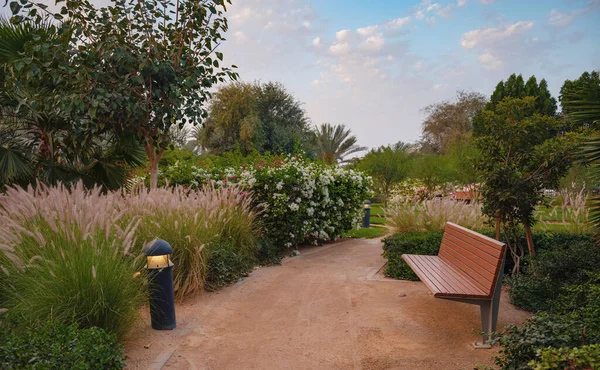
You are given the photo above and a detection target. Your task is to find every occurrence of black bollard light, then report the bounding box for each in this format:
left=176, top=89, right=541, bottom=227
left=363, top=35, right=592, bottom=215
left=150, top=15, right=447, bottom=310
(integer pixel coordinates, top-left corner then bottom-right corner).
left=362, top=200, right=371, bottom=228
left=143, top=239, right=176, bottom=330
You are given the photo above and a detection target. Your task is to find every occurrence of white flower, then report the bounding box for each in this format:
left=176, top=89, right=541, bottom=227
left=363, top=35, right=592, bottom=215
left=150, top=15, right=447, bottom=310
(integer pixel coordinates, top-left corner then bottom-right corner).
left=276, top=181, right=284, bottom=190
left=289, top=203, right=300, bottom=211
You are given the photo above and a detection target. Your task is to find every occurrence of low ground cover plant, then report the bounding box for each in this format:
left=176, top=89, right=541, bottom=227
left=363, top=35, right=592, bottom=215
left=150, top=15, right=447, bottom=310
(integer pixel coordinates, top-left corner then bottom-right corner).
left=0, top=321, right=126, bottom=369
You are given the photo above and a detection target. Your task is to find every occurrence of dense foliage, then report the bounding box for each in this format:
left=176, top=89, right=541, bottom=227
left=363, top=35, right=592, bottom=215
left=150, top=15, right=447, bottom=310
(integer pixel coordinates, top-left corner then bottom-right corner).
left=381, top=232, right=443, bottom=280
left=473, top=96, right=577, bottom=271
left=356, top=142, right=412, bottom=204
left=486, top=74, right=557, bottom=117
left=195, top=81, right=314, bottom=157
left=160, top=153, right=372, bottom=249
left=9, top=0, right=239, bottom=188
left=0, top=322, right=126, bottom=369
left=0, top=181, right=258, bottom=340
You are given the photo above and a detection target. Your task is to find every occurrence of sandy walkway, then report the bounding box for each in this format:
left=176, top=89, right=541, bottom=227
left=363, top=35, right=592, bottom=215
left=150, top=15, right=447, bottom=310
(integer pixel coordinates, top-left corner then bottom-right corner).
left=125, top=237, right=530, bottom=370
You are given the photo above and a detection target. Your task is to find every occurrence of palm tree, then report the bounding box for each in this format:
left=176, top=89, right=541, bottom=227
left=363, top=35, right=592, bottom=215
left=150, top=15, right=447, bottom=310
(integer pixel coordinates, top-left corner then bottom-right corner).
left=314, top=123, right=366, bottom=165
left=563, top=83, right=600, bottom=233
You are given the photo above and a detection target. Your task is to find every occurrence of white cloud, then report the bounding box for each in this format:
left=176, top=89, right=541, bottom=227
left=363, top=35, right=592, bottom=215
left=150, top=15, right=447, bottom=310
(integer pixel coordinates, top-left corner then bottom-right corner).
left=457, top=0, right=467, bottom=7
left=480, top=0, right=495, bottom=4
left=415, top=10, right=425, bottom=19
left=311, top=79, right=320, bottom=87
left=387, top=16, right=411, bottom=29
left=357, top=25, right=378, bottom=36
left=231, top=7, right=253, bottom=22
left=360, top=34, right=385, bottom=52
left=329, top=42, right=350, bottom=56
left=313, top=37, right=321, bottom=47
left=460, top=21, right=534, bottom=49
left=336, top=29, right=351, bottom=42
left=303, top=21, right=311, bottom=29
left=548, top=9, right=574, bottom=27
left=478, top=53, right=503, bottom=70
left=234, top=31, right=248, bottom=43
left=414, top=61, right=423, bottom=70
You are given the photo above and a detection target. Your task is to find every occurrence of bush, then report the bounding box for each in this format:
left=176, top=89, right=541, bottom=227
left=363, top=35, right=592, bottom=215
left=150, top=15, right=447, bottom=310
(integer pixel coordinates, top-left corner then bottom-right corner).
left=0, top=321, right=126, bottom=369
left=205, top=239, right=256, bottom=291
left=529, top=345, right=600, bottom=370
left=494, top=306, right=600, bottom=370
left=506, top=237, right=600, bottom=313
left=381, top=232, right=443, bottom=280
left=159, top=154, right=372, bottom=249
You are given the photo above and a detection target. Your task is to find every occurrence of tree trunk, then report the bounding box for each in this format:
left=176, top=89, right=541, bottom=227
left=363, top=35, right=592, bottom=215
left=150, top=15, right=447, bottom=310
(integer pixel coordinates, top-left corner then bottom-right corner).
left=495, top=214, right=501, bottom=241
left=145, top=142, right=165, bottom=189
left=523, top=221, right=535, bottom=258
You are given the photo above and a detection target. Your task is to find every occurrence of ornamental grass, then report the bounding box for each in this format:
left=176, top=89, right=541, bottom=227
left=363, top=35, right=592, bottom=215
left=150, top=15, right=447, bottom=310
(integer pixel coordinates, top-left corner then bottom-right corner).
left=386, top=197, right=489, bottom=234
left=0, top=181, right=258, bottom=337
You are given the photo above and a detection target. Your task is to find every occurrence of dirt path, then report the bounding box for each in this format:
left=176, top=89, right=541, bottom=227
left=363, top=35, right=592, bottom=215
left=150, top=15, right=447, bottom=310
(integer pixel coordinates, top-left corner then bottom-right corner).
left=125, top=237, right=530, bottom=370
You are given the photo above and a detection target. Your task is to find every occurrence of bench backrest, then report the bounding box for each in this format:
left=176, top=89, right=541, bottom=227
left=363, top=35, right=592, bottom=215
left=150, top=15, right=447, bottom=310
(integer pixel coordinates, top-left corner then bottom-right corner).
left=438, top=222, right=506, bottom=298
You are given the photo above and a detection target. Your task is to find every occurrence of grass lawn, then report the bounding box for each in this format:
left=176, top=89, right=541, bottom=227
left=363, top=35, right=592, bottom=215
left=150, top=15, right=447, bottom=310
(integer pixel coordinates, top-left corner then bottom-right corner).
left=370, top=203, right=385, bottom=218
left=370, top=216, right=387, bottom=225
left=347, top=226, right=388, bottom=239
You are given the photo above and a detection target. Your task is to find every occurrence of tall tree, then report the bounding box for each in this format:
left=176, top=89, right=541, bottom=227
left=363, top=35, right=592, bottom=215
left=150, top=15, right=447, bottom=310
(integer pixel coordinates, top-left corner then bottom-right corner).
left=487, top=74, right=557, bottom=116
left=11, top=0, right=239, bottom=188
left=473, top=97, right=576, bottom=272
left=420, top=90, right=487, bottom=154
left=314, top=123, right=365, bottom=164
left=196, top=81, right=314, bottom=156
left=357, top=142, right=412, bottom=205
left=560, top=71, right=600, bottom=120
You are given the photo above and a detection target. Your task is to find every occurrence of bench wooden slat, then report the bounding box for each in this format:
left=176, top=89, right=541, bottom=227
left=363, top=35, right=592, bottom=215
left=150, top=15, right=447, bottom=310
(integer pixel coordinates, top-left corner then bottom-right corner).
left=443, top=232, right=500, bottom=267
left=402, top=255, right=488, bottom=298
left=439, top=243, right=495, bottom=293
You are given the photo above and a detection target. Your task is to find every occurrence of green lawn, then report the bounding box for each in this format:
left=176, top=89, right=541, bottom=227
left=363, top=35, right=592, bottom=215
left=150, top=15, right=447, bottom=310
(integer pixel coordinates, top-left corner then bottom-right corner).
left=370, top=216, right=387, bottom=225
left=347, top=225, right=388, bottom=238
left=370, top=203, right=385, bottom=217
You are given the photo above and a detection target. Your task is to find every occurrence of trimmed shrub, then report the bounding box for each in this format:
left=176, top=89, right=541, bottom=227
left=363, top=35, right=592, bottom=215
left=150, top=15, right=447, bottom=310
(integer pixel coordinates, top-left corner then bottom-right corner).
left=0, top=321, right=126, bottom=369
left=506, top=238, right=600, bottom=313
left=381, top=232, right=443, bottom=280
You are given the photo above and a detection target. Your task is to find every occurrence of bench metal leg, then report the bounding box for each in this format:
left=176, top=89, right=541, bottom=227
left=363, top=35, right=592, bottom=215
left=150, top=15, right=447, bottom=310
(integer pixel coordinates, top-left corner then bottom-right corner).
left=474, top=258, right=505, bottom=349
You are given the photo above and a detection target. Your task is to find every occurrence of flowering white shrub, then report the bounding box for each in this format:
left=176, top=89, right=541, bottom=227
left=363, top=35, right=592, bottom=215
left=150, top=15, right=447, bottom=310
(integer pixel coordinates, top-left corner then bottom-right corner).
left=161, top=155, right=372, bottom=248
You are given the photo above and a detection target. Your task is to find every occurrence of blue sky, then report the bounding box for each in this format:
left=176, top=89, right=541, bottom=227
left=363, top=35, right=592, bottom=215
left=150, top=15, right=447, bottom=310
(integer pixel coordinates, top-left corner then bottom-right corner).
left=5, top=0, right=599, bottom=149
left=218, top=0, right=600, bottom=149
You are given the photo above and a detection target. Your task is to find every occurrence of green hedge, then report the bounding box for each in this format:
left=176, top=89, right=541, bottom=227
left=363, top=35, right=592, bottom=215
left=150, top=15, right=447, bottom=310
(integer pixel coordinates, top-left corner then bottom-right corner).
left=381, top=232, right=443, bottom=280
left=0, top=322, right=125, bottom=369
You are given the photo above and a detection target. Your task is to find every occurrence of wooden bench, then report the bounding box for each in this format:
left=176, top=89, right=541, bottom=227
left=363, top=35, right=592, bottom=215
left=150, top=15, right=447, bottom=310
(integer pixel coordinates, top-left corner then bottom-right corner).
left=402, top=222, right=506, bottom=348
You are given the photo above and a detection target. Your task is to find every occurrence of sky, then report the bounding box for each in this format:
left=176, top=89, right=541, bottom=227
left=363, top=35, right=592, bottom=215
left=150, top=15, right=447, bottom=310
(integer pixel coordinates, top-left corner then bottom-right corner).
left=215, top=0, right=600, bottom=149
left=4, top=0, right=600, bottom=150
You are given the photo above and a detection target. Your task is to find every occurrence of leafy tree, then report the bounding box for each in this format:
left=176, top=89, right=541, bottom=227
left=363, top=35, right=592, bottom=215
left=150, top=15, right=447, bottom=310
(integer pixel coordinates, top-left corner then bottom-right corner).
left=357, top=142, right=412, bottom=205
left=0, top=18, right=144, bottom=189
left=314, top=123, right=365, bottom=164
left=196, top=81, right=314, bottom=156
left=419, top=90, right=487, bottom=155
left=560, top=71, right=600, bottom=121
left=10, top=0, right=239, bottom=188
left=473, top=97, right=576, bottom=272
left=486, top=74, right=557, bottom=117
